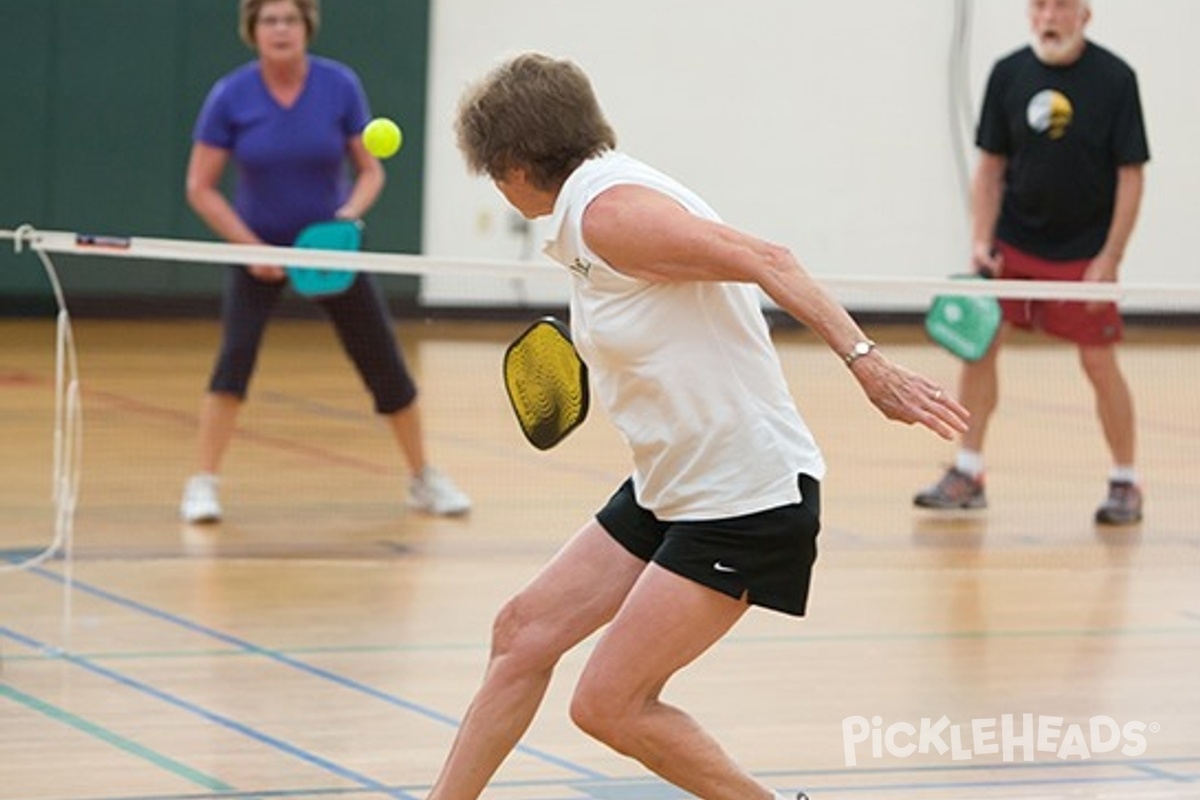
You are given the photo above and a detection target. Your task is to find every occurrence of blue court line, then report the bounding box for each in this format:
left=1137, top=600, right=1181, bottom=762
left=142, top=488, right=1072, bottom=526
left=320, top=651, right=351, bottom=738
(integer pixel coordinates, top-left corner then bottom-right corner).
left=0, top=547, right=50, bottom=560
left=0, top=683, right=236, bottom=793
left=72, top=790, right=374, bottom=800
left=62, top=777, right=623, bottom=800
left=0, top=625, right=417, bottom=800
left=0, top=641, right=485, bottom=664
left=786, top=774, right=1181, bottom=796
left=4, top=620, right=1199, bottom=675
left=27, top=564, right=608, bottom=781
left=754, top=754, right=1200, bottom=781
left=42, top=788, right=417, bottom=800
left=4, top=619, right=1197, bottom=666
left=16, top=566, right=1196, bottom=798
left=717, top=753, right=1200, bottom=797
left=61, top=756, right=1200, bottom=800
left=1129, top=760, right=1197, bottom=783
left=579, top=756, right=1200, bottom=797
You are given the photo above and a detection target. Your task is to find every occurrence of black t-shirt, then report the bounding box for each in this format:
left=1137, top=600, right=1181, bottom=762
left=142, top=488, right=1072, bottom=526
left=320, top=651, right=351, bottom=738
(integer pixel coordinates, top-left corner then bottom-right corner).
left=976, top=42, right=1150, bottom=260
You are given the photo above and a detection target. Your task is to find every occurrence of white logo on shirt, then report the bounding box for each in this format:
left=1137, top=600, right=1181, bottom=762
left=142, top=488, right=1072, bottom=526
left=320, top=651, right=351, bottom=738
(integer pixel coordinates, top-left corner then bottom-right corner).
left=713, top=562, right=738, bottom=573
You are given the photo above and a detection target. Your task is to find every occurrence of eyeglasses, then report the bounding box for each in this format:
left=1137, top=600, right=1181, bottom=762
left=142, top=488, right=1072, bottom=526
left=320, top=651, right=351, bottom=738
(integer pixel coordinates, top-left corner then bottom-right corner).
left=257, top=14, right=304, bottom=28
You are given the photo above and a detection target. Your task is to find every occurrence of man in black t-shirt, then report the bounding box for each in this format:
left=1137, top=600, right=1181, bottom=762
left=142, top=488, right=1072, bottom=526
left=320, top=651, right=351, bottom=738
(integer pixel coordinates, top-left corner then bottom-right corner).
left=915, top=0, right=1150, bottom=525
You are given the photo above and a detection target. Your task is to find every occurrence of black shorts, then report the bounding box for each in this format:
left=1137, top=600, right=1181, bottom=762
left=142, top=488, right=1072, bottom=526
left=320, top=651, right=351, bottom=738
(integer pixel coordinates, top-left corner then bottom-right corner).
left=595, top=474, right=821, bottom=616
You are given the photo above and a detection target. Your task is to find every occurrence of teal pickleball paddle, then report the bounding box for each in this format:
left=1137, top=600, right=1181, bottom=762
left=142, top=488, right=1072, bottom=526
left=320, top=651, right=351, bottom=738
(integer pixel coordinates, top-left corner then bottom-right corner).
left=286, top=220, right=362, bottom=298
left=924, top=275, right=1002, bottom=362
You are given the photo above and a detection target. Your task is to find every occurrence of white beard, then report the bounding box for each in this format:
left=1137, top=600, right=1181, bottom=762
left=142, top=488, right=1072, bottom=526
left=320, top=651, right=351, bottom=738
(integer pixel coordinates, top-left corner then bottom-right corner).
left=1031, top=31, right=1086, bottom=65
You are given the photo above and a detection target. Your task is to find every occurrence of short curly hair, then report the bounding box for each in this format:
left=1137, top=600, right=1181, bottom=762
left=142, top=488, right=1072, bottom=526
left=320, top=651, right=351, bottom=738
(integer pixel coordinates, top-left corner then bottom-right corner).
left=455, top=53, right=616, bottom=191
left=239, top=0, right=319, bottom=48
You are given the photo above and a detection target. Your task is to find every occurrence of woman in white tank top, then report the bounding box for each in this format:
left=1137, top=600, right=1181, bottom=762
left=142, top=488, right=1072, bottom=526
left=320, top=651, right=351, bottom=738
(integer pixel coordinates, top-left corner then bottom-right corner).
left=427, top=52, right=969, bottom=800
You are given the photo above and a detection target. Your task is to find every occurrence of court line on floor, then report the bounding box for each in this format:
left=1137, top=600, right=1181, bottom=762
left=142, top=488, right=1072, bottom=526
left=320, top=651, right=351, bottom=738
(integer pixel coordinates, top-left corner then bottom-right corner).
left=44, top=755, right=1200, bottom=800
left=4, top=619, right=1197, bottom=669
left=0, top=625, right=417, bottom=800
left=12, top=563, right=1197, bottom=798
left=0, top=682, right=236, bottom=793
left=26, top=564, right=609, bottom=782
left=752, top=755, right=1200, bottom=790
left=257, top=390, right=621, bottom=482
left=81, top=381, right=617, bottom=484
left=85, top=387, right=393, bottom=476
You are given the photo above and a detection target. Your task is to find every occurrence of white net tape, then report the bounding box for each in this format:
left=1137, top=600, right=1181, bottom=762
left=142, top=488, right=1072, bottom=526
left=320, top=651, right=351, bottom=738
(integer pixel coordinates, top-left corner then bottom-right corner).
left=3, top=225, right=1199, bottom=309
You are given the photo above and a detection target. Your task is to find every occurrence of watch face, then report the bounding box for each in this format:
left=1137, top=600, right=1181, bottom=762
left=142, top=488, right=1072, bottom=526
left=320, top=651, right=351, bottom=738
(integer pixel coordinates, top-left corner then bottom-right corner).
left=845, top=340, right=875, bottom=365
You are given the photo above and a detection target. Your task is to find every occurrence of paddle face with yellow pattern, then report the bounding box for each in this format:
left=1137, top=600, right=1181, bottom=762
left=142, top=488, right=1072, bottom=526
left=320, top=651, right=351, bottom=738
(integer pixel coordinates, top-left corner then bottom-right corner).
left=503, top=317, right=589, bottom=450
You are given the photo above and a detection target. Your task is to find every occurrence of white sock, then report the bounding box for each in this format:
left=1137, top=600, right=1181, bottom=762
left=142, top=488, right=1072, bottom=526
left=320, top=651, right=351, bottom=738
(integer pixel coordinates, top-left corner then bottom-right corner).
left=954, top=449, right=985, bottom=478
left=1110, top=465, right=1138, bottom=484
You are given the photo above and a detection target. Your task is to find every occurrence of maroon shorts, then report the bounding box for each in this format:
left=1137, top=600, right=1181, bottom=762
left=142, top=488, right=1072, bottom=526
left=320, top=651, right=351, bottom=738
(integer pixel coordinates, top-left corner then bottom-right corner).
left=994, top=241, right=1123, bottom=346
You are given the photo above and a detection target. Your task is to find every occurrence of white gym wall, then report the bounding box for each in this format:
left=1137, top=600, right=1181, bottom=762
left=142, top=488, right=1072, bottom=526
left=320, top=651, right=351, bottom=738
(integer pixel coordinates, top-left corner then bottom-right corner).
left=421, top=1, right=1198, bottom=309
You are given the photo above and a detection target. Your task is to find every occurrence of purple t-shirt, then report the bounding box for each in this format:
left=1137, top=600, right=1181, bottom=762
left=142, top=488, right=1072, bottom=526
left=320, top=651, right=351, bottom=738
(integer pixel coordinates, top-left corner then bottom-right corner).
left=193, top=56, right=370, bottom=245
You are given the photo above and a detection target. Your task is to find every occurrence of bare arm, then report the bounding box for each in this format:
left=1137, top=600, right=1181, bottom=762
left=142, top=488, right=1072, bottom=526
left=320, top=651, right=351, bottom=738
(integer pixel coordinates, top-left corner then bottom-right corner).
left=185, top=142, right=284, bottom=282
left=185, top=135, right=387, bottom=279
left=581, top=185, right=969, bottom=439
left=185, top=143, right=261, bottom=246
left=335, top=135, right=386, bottom=220
left=970, top=150, right=1007, bottom=276
left=1087, top=164, right=1145, bottom=283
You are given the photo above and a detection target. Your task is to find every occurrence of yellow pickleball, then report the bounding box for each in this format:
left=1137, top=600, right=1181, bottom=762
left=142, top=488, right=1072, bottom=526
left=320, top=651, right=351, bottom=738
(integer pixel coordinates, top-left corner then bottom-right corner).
left=362, top=118, right=403, bottom=159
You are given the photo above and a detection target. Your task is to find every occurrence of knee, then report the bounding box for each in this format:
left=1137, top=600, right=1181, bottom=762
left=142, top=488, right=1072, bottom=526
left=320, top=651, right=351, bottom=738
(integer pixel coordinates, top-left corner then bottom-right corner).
left=569, top=675, right=633, bottom=753
left=377, top=382, right=418, bottom=415
left=210, top=349, right=257, bottom=396
left=487, top=596, right=562, bottom=679
left=1078, top=346, right=1121, bottom=385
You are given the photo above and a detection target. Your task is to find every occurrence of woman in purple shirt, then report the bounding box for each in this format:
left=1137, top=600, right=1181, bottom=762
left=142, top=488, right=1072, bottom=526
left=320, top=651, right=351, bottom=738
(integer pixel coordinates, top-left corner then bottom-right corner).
left=180, top=0, right=469, bottom=523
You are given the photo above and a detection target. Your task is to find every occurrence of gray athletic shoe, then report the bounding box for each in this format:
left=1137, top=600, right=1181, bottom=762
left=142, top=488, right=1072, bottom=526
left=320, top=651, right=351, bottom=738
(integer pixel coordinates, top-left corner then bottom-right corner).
left=1095, top=480, right=1143, bottom=525
left=913, top=467, right=987, bottom=510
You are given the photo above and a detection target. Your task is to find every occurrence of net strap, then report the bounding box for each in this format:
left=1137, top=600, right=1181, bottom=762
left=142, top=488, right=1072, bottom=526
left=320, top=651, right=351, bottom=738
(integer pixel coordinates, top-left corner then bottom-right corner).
left=3, top=225, right=82, bottom=651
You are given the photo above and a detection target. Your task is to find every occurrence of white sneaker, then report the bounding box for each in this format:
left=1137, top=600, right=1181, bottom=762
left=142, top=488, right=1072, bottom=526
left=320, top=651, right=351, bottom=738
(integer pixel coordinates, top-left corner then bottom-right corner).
left=408, top=466, right=471, bottom=516
left=181, top=474, right=222, bottom=524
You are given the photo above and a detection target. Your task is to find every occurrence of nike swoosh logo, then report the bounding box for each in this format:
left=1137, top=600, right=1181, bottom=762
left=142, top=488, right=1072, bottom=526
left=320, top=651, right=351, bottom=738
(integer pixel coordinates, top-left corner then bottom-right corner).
left=713, top=562, right=737, bottom=573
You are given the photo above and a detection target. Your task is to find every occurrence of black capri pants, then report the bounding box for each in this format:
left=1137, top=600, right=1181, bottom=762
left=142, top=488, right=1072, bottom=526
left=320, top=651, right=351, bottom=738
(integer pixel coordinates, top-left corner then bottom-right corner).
left=208, top=266, right=418, bottom=413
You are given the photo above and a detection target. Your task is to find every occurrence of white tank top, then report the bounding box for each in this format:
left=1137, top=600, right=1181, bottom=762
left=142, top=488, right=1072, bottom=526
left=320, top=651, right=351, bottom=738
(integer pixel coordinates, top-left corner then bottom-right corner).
left=544, top=151, right=825, bottom=520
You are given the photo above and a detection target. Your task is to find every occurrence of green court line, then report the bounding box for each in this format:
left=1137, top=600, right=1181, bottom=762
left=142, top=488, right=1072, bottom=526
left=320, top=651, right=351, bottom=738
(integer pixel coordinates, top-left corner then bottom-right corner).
left=3, top=622, right=1198, bottom=664
left=0, top=641, right=483, bottom=663
left=0, top=684, right=236, bottom=792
